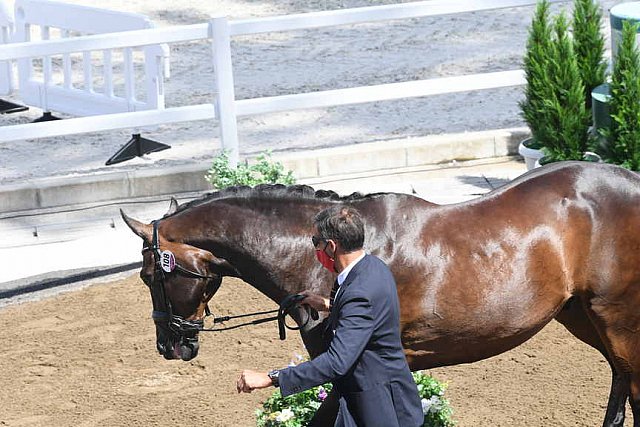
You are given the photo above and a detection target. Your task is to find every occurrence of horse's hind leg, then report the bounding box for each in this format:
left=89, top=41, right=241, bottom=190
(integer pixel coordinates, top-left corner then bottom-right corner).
left=626, top=364, right=640, bottom=427
left=582, top=292, right=640, bottom=426
left=555, top=296, right=627, bottom=427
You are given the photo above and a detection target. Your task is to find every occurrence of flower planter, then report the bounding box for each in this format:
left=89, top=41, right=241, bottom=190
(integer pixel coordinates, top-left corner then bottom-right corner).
left=518, top=137, right=545, bottom=170
left=534, top=156, right=550, bottom=168
left=534, top=152, right=603, bottom=168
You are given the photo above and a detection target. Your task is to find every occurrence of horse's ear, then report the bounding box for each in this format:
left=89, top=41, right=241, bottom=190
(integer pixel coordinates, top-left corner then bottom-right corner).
left=120, top=209, right=152, bottom=242
left=167, top=197, right=179, bottom=215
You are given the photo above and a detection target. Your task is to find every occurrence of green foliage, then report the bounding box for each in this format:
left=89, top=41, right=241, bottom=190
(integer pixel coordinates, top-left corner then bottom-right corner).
left=205, top=150, right=296, bottom=189
left=413, top=371, right=455, bottom=427
left=572, top=0, right=607, bottom=110
left=255, top=371, right=454, bottom=427
left=520, top=1, right=600, bottom=162
left=520, top=0, right=554, bottom=145
left=542, top=12, right=590, bottom=161
left=256, top=384, right=332, bottom=427
left=600, top=21, right=640, bottom=170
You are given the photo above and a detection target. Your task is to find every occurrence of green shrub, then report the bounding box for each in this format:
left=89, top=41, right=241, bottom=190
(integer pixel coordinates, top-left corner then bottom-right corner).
left=205, top=150, right=296, bottom=189
left=413, top=371, right=455, bottom=427
left=542, top=12, right=590, bottom=161
left=520, top=0, right=604, bottom=163
left=520, top=0, right=554, bottom=146
left=572, top=0, right=607, bottom=111
left=256, top=383, right=332, bottom=427
left=255, top=371, right=454, bottom=427
left=601, top=21, right=640, bottom=170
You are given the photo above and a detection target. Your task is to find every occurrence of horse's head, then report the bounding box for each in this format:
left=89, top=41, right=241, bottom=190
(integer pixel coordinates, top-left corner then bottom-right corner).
left=120, top=205, right=237, bottom=361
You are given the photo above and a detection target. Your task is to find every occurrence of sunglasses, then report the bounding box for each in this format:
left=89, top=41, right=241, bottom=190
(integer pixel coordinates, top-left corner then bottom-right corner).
left=311, top=235, right=326, bottom=247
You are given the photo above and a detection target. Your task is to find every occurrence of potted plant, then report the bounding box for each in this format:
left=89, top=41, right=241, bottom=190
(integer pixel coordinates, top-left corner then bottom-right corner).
left=519, top=0, right=553, bottom=169
left=598, top=21, right=640, bottom=170
left=573, top=0, right=607, bottom=163
left=573, top=0, right=607, bottom=112
left=519, top=0, right=606, bottom=168
left=536, top=12, right=591, bottom=164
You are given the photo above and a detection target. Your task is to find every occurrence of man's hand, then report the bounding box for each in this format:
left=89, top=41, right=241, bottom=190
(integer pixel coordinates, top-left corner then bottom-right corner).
left=299, top=290, right=330, bottom=312
left=237, top=370, right=272, bottom=393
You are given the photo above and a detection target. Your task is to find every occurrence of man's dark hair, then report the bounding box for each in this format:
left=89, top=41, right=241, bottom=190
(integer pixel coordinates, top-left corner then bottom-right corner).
left=313, top=205, right=365, bottom=252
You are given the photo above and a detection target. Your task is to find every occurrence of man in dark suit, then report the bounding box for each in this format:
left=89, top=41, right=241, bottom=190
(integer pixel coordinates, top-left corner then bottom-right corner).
left=237, top=205, right=423, bottom=427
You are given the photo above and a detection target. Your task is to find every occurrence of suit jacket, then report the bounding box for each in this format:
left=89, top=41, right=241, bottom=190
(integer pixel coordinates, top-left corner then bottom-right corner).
left=279, top=254, right=423, bottom=427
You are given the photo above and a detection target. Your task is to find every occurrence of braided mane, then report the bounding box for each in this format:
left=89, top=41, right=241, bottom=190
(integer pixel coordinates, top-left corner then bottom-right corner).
left=170, top=184, right=390, bottom=216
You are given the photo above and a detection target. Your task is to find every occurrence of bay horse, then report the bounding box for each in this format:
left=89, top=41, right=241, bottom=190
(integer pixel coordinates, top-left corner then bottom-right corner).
left=121, top=161, right=640, bottom=427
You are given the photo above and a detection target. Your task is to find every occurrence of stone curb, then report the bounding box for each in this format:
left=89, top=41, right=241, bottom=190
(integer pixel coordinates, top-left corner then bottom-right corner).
left=280, top=127, right=528, bottom=179
left=0, top=127, right=529, bottom=213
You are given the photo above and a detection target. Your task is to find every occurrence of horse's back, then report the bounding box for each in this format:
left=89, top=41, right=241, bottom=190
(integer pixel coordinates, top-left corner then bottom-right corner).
left=475, top=162, right=640, bottom=288
left=495, top=161, right=640, bottom=202
left=393, top=162, right=640, bottom=368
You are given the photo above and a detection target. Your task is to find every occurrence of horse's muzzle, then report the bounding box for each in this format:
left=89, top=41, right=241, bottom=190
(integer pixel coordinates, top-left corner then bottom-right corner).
left=177, top=337, right=200, bottom=361
left=156, top=330, right=200, bottom=361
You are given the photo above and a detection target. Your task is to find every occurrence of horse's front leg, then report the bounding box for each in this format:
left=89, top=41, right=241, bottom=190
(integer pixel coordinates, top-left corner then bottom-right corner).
left=631, top=395, right=640, bottom=427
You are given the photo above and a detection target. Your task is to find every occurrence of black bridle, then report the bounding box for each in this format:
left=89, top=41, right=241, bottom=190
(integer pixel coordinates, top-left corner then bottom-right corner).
left=144, top=221, right=314, bottom=347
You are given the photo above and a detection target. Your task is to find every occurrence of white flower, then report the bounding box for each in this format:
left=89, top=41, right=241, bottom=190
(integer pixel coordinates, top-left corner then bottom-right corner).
left=428, top=396, right=442, bottom=413
left=421, top=396, right=442, bottom=414
left=276, top=408, right=295, bottom=422
left=421, top=398, right=431, bottom=415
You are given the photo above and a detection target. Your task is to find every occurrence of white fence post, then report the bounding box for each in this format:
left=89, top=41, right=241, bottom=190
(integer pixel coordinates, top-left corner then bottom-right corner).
left=210, top=16, right=239, bottom=168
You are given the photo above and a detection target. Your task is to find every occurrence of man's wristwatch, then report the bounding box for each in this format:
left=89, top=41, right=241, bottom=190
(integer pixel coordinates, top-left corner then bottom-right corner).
left=267, top=369, right=280, bottom=387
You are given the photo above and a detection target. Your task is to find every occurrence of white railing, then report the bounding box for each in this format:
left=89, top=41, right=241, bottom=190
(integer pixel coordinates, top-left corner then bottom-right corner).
left=0, top=0, right=14, bottom=95
left=0, top=0, right=559, bottom=166
left=13, top=0, right=169, bottom=116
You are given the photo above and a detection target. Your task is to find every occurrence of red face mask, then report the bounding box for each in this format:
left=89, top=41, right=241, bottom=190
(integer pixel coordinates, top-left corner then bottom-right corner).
left=316, top=247, right=335, bottom=272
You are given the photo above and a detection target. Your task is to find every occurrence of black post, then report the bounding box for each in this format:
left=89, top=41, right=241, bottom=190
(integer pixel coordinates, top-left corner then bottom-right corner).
left=32, top=112, right=61, bottom=122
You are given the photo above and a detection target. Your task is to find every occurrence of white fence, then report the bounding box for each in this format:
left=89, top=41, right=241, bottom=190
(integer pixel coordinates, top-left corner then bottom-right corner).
left=0, top=0, right=558, bottom=166
left=0, top=0, right=13, bottom=95
left=12, top=0, right=169, bottom=116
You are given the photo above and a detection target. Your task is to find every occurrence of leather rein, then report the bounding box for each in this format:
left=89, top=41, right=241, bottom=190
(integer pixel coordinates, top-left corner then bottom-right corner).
left=144, top=220, right=312, bottom=340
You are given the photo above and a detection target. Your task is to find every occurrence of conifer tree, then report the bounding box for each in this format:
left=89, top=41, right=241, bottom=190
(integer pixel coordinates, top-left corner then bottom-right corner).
left=604, top=21, right=640, bottom=170
left=544, top=13, right=589, bottom=161
left=520, top=0, right=553, bottom=147
left=572, top=0, right=607, bottom=111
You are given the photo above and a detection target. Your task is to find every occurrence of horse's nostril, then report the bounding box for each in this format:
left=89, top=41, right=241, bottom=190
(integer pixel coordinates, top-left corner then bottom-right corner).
left=180, top=342, right=199, bottom=361
left=180, top=345, right=193, bottom=361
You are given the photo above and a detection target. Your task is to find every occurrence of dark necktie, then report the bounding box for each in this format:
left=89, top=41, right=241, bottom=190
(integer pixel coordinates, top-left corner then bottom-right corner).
left=329, top=280, right=339, bottom=312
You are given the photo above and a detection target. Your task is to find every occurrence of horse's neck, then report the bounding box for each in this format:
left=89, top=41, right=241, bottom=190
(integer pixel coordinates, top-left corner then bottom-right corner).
left=170, top=203, right=311, bottom=303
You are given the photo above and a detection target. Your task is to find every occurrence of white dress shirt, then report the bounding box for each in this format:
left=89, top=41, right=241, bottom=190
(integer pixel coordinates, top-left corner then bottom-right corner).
left=335, top=251, right=366, bottom=299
